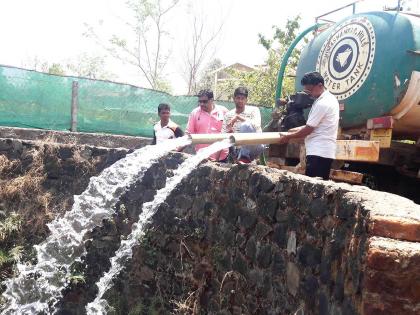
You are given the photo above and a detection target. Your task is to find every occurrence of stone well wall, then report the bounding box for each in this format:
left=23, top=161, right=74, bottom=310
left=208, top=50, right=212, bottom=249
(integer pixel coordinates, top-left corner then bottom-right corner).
left=0, top=138, right=419, bottom=315
left=59, top=154, right=420, bottom=314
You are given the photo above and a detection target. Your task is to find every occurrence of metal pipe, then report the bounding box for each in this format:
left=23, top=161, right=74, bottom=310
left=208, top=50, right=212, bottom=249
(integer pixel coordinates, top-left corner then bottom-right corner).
left=188, top=133, right=231, bottom=144
left=189, top=132, right=288, bottom=145
left=315, top=0, right=363, bottom=21
left=229, top=132, right=286, bottom=145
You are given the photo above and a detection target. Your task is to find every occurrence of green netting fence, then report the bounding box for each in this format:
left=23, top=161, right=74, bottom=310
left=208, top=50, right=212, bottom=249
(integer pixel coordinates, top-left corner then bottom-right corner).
left=0, top=65, right=273, bottom=138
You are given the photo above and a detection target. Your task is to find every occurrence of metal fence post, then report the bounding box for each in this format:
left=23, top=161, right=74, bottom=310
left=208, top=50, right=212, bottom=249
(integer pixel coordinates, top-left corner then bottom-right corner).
left=71, top=81, right=79, bottom=132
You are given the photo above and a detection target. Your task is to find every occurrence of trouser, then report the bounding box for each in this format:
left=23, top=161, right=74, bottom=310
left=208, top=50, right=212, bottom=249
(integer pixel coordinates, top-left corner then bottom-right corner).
left=232, top=122, right=264, bottom=161
left=305, top=155, right=333, bottom=180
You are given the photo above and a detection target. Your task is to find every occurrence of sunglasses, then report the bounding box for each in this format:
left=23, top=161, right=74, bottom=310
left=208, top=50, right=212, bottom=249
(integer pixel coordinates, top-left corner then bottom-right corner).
left=198, top=99, right=209, bottom=104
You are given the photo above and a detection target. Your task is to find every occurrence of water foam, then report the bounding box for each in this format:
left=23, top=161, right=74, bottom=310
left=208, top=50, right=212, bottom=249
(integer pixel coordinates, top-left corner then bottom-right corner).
left=86, top=139, right=233, bottom=314
left=1, top=137, right=191, bottom=315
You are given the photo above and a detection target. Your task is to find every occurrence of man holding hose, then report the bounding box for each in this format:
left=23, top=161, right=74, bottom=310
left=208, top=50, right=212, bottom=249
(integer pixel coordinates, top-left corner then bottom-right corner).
left=278, top=72, right=339, bottom=180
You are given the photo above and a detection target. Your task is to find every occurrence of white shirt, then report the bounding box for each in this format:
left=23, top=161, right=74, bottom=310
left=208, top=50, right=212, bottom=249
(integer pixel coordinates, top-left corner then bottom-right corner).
left=305, top=90, right=339, bottom=159
left=222, top=105, right=262, bottom=133
left=153, top=119, right=179, bottom=144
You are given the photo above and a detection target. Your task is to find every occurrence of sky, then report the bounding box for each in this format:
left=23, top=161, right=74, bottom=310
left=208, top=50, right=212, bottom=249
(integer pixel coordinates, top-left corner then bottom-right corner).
left=0, top=0, right=419, bottom=94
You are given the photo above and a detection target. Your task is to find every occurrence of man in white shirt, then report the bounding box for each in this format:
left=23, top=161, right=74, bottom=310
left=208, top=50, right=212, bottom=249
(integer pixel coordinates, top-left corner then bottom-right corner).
left=222, top=87, right=263, bottom=164
left=152, top=103, right=184, bottom=145
left=278, top=72, right=339, bottom=180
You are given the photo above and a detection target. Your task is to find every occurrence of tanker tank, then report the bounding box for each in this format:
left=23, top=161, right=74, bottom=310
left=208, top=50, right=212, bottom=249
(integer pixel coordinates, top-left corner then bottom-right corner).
left=295, top=11, right=420, bottom=139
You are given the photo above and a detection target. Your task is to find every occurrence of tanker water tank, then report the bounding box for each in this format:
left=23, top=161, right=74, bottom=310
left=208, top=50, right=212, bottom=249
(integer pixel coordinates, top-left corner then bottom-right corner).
left=295, top=11, right=420, bottom=138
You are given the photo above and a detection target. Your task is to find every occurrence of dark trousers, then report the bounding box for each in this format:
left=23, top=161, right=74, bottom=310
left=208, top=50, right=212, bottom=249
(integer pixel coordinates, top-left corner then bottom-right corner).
left=305, top=155, right=333, bottom=180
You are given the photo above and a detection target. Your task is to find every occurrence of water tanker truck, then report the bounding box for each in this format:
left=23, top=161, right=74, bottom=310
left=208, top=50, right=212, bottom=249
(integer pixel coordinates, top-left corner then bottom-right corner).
left=266, top=4, right=420, bottom=194
left=190, top=3, right=420, bottom=201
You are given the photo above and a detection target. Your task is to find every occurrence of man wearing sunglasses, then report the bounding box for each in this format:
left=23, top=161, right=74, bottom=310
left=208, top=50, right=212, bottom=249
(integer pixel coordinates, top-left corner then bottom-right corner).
left=186, top=89, right=228, bottom=161
left=278, top=72, right=339, bottom=180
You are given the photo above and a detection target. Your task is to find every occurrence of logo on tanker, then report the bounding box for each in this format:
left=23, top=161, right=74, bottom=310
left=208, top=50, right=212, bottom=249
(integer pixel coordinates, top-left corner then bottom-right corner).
left=316, top=17, right=376, bottom=100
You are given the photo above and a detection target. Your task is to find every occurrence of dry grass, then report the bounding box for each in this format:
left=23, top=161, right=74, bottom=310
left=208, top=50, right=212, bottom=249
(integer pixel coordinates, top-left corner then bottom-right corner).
left=0, top=155, right=20, bottom=178
left=0, top=149, right=54, bottom=234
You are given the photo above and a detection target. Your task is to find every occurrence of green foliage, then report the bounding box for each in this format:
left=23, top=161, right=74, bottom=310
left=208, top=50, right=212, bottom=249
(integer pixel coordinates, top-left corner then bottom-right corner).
left=197, top=58, right=223, bottom=92
left=0, top=250, right=9, bottom=267
left=47, top=63, right=66, bottom=76
left=66, top=53, right=114, bottom=80
left=219, top=16, right=304, bottom=106
left=68, top=274, right=86, bottom=285
left=0, top=246, right=24, bottom=267
left=0, top=212, right=22, bottom=242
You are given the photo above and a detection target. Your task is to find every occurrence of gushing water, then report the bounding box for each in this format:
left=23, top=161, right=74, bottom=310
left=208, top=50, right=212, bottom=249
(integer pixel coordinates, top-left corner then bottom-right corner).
left=86, top=139, right=233, bottom=314
left=1, top=136, right=191, bottom=315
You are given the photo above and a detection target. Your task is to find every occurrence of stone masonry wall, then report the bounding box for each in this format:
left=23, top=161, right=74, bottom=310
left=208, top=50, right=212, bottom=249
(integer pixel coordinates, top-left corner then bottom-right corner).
left=0, top=138, right=419, bottom=314
left=63, top=157, right=419, bottom=314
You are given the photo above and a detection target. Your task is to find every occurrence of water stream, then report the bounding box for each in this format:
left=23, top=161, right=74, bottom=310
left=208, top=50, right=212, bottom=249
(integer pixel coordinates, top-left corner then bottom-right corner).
left=86, top=139, right=233, bottom=314
left=1, top=136, right=191, bottom=315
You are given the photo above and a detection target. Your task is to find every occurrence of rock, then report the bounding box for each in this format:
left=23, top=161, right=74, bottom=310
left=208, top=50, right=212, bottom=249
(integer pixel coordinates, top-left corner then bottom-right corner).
left=318, top=291, right=329, bottom=315
left=271, top=251, right=285, bottom=275
left=236, top=233, right=247, bottom=249
left=287, top=231, right=297, bottom=255
left=246, top=198, right=257, bottom=210
left=286, top=262, right=300, bottom=296
left=58, top=147, right=73, bottom=160
left=309, top=198, right=330, bottom=218
left=273, top=223, right=287, bottom=248
left=257, top=244, right=272, bottom=269
left=302, top=275, right=319, bottom=305
left=221, top=201, right=240, bottom=224
left=229, top=187, right=245, bottom=203
left=238, top=209, right=257, bottom=230
left=255, top=221, right=273, bottom=240
left=232, top=252, right=249, bottom=276
left=298, top=243, right=321, bottom=267
left=139, top=266, right=154, bottom=281
left=257, top=194, right=278, bottom=222
left=221, top=229, right=235, bottom=247
left=248, top=269, right=263, bottom=288
left=274, top=182, right=285, bottom=193
left=275, top=209, right=288, bottom=222
left=334, top=272, right=345, bottom=302
left=238, top=169, right=250, bottom=180
left=259, top=176, right=275, bottom=193
left=245, top=237, right=257, bottom=262
left=320, top=254, right=332, bottom=285
left=336, top=201, right=357, bottom=219
left=0, top=139, right=12, bottom=151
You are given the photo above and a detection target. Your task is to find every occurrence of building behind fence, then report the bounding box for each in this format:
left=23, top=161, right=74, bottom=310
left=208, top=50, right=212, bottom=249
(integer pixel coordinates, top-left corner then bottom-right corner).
left=0, top=65, right=273, bottom=138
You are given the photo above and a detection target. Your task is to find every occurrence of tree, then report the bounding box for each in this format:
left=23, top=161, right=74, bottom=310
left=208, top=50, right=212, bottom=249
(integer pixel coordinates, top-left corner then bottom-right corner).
left=197, top=58, right=223, bottom=92
left=22, top=54, right=114, bottom=80
left=47, top=63, right=66, bottom=75
left=66, top=53, right=114, bottom=80
left=218, top=16, right=304, bottom=106
left=22, top=57, right=58, bottom=74
left=182, top=2, right=224, bottom=95
left=85, top=0, right=179, bottom=92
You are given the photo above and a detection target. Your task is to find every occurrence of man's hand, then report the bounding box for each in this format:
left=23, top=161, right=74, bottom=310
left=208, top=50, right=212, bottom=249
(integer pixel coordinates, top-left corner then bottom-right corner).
left=278, top=133, right=290, bottom=144
left=228, top=115, right=245, bottom=126
left=287, top=126, right=304, bottom=133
